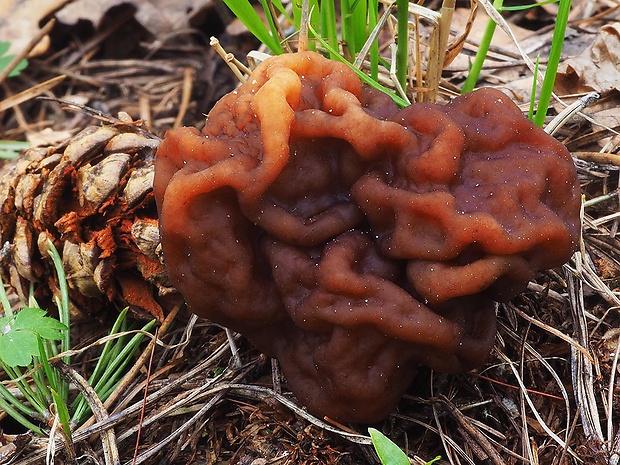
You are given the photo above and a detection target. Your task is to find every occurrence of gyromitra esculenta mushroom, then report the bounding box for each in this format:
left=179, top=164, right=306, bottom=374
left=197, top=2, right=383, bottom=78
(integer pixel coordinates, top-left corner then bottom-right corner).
left=154, top=52, right=580, bottom=423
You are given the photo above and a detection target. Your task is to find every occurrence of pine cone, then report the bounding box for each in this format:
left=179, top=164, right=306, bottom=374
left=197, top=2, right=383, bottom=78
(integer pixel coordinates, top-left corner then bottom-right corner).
left=0, top=122, right=179, bottom=321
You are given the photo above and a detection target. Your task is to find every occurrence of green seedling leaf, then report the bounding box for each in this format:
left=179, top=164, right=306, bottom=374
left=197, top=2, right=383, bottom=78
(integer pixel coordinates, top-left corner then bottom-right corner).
left=0, top=308, right=67, bottom=367
left=13, top=307, right=68, bottom=339
left=0, top=40, right=28, bottom=77
left=369, top=428, right=410, bottom=465
left=51, top=388, right=73, bottom=439
left=0, top=330, right=38, bottom=367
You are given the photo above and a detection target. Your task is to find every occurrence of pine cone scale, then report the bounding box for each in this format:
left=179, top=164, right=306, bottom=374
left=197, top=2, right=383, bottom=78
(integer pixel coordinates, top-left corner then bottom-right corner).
left=0, top=123, right=176, bottom=321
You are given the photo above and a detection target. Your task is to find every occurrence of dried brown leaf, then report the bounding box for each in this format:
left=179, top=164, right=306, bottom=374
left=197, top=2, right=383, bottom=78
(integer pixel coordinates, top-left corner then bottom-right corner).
left=557, top=22, right=620, bottom=95
left=0, top=431, right=32, bottom=464
left=55, top=0, right=214, bottom=36
left=0, top=0, right=69, bottom=56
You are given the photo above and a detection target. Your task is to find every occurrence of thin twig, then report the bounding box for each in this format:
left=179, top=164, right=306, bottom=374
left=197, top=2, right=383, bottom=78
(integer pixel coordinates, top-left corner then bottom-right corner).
left=52, top=361, right=121, bottom=465
left=0, top=75, right=66, bottom=113
left=298, top=0, right=310, bottom=53
left=131, top=327, right=160, bottom=465
left=608, top=334, right=620, bottom=445
left=496, top=351, right=580, bottom=460
left=545, top=92, right=600, bottom=135
left=173, top=67, right=194, bottom=128
left=438, top=394, right=506, bottom=465
left=209, top=37, right=247, bottom=83
left=509, top=303, right=594, bottom=363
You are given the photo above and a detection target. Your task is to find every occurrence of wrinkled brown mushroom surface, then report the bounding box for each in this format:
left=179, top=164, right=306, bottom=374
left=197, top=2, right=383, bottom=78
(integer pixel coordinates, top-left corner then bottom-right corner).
left=154, top=51, right=580, bottom=423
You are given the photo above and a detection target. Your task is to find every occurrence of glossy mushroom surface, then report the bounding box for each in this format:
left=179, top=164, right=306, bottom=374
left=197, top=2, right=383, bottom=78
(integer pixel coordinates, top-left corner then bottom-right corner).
left=154, top=52, right=580, bottom=423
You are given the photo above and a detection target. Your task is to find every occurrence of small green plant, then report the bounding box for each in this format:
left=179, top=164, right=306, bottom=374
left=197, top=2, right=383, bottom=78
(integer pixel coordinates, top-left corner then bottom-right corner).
left=0, top=307, right=67, bottom=368
left=0, top=140, right=29, bottom=159
left=0, top=241, right=71, bottom=435
left=533, top=0, right=571, bottom=127
left=0, top=239, right=156, bottom=436
left=460, top=0, right=571, bottom=127
left=71, top=307, right=156, bottom=425
left=369, top=428, right=441, bottom=465
left=221, top=0, right=412, bottom=106
left=460, top=0, right=504, bottom=94
left=0, top=40, right=28, bottom=78
left=0, top=40, right=29, bottom=159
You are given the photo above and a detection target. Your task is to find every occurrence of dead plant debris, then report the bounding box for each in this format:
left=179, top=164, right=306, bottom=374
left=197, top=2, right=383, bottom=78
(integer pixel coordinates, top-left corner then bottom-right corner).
left=1, top=1, right=620, bottom=464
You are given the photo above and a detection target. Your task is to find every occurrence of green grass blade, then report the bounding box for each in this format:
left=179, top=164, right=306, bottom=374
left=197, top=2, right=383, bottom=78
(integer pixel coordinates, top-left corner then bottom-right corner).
left=502, top=0, right=558, bottom=11
left=533, top=0, right=571, bottom=127
left=368, top=0, right=379, bottom=80
left=270, top=0, right=294, bottom=24
left=0, top=394, right=44, bottom=435
left=341, top=0, right=356, bottom=56
left=321, top=0, right=339, bottom=59
left=3, top=364, right=47, bottom=414
left=350, top=0, right=367, bottom=56
left=73, top=316, right=155, bottom=423
left=0, top=380, right=42, bottom=419
left=72, top=310, right=130, bottom=420
left=222, top=0, right=283, bottom=54
left=395, top=0, right=409, bottom=92
left=0, top=140, right=29, bottom=160
left=44, top=239, right=70, bottom=401
left=30, top=362, right=52, bottom=405
left=44, top=240, right=69, bottom=356
left=37, top=336, right=61, bottom=401
left=93, top=321, right=156, bottom=395
left=88, top=308, right=129, bottom=384
left=461, top=0, right=503, bottom=93
left=308, top=23, right=409, bottom=107
left=310, top=0, right=322, bottom=51
left=259, top=0, right=287, bottom=51
left=50, top=388, right=72, bottom=439
left=0, top=273, right=14, bottom=317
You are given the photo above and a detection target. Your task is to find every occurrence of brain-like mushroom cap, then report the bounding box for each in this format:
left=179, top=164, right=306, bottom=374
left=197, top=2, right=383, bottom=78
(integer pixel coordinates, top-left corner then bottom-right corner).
left=154, top=52, right=580, bottom=423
